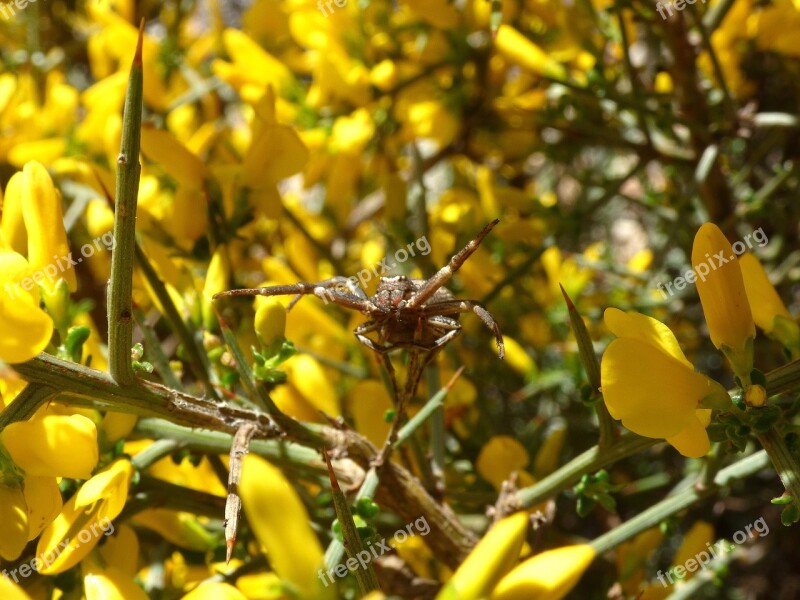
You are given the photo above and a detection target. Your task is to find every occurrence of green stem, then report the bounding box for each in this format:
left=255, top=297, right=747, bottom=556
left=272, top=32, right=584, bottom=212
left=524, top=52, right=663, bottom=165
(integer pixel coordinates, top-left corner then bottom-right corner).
left=765, top=357, right=800, bottom=395
left=324, top=453, right=382, bottom=594
left=516, top=434, right=657, bottom=509
left=0, top=384, right=58, bottom=431
left=134, top=309, right=184, bottom=390
left=324, top=468, right=381, bottom=571
left=591, top=451, right=769, bottom=554
left=108, top=26, right=144, bottom=387
left=131, top=438, right=182, bottom=470
left=10, top=353, right=474, bottom=567
left=134, top=243, right=218, bottom=398
left=756, top=428, right=800, bottom=524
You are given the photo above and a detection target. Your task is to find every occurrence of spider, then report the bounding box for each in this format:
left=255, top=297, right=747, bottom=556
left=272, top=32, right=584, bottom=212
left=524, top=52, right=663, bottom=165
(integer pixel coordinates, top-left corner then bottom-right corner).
left=214, top=219, right=505, bottom=360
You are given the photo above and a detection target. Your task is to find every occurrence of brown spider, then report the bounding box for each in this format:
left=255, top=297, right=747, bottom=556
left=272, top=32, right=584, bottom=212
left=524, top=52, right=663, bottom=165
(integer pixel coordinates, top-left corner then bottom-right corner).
left=214, top=220, right=505, bottom=360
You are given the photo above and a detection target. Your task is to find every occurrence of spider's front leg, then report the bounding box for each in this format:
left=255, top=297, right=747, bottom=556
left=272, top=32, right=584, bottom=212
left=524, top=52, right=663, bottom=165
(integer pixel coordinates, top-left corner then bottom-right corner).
left=405, top=219, right=499, bottom=309
left=424, top=300, right=505, bottom=359
left=213, top=276, right=368, bottom=311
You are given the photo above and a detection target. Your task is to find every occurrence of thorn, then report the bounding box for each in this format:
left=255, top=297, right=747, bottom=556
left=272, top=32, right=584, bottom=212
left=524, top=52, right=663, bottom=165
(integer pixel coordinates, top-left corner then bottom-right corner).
left=134, top=19, right=144, bottom=67
left=323, top=450, right=341, bottom=492
left=226, top=539, right=234, bottom=565
left=558, top=283, right=575, bottom=311
left=444, top=365, right=466, bottom=391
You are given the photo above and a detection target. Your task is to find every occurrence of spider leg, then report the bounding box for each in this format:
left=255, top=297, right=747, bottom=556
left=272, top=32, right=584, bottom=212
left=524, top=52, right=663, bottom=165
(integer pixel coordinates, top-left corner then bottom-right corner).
left=314, top=287, right=378, bottom=314
left=215, top=276, right=367, bottom=307
left=423, top=300, right=505, bottom=359
left=213, top=282, right=323, bottom=300
left=430, top=328, right=461, bottom=351
left=288, top=276, right=366, bottom=310
left=354, top=321, right=387, bottom=354
left=405, top=219, right=499, bottom=309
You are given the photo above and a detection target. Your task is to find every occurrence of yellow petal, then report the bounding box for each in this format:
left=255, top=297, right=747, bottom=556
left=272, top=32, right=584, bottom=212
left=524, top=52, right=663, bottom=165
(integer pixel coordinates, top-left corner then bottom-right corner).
left=604, top=308, right=693, bottom=369
left=99, top=524, right=139, bottom=577
left=665, top=410, right=711, bottom=458
left=490, top=545, right=596, bottom=600
left=36, top=495, right=115, bottom=574
left=235, top=572, right=285, bottom=599
left=739, top=253, right=791, bottom=333
left=437, top=512, right=529, bottom=599
left=1, top=173, right=28, bottom=255
left=254, top=299, right=287, bottom=350
left=0, top=484, right=29, bottom=561
left=140, top=125, right=208, bottom=189
left=600, top=339, right=725, bottom=439
left=240, top=455, right=333, bottom=599
left=3, top=411, right=98, bottom=479
left=131, top=509, right=219, bottom=552
left=243, top=125, right=309, bottom=188
left=347, top=380, right=392, bottom=446
left=0, top=280, right=53, bottom=363
left=476, top=436, right=530, bottom=490
left=0, top=576, right=33, bottom=600
left=20, top=161, right=77, bottom=292
left=283, top=355, right=340, bottom=417
left=181, top=582, right=248, bottom=600
left=494, top=25, right=567, bottom=80
left=74, top=459, right=133, bottom=522
left=84, top=565, right=148, bottom=600
left=103, top=412, right=139, bottom=443
left=533, top=421, right=567, bottom=478
left=23, top=476, right=62, bottom=541
left=692, top=223, right=754, bottom=354
left=672, top=521, right=714, bottom=573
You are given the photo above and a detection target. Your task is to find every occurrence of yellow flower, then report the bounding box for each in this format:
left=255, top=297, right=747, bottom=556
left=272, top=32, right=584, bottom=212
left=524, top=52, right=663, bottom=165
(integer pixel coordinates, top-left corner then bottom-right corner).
left=739, top=253, right=799, bottom=354
left=347, top=380, right=392, bottom=446
left=0, top=250, right=54, bottom=363
left=2, top=407, right=98, bottom=479
left=181, top=582, right=248, bottom=600
left=254, top=298, right=287, bottom=353
left=0, top=576, right=33, bottom=600
left=490, top=545, right=595, bottom=599
left=1, top=172, right=27, bottom=254
left=600, top=308, right=729, bottom=457
left=436, top=512, right=529, bottom=599
left=533, top=421, right=567, bottom=478
left=83, top=556, right=148, bottom=600
left=239, top=454, right=334, bottom=599
left=37, top=459, right=132, bottom=574
left=23, top=476, right=63, bottom=541
left=131, top=509, right=220, bottom=552
left=691, top=223, right=755, bottom=380
left=476, top=436, right=530, bottom=490
left=616, top=528, right=663, bottom=594
left=202, top=248, right=230, bottom=330
left=241, top=88, right=309, bottom=209
left=494, top=25, right=567, bottom=80
left=0, top=483, right=28, bottom=561
left=211, top=29, right=293, bottom=98
left=19, top=161, right=77, bottom=293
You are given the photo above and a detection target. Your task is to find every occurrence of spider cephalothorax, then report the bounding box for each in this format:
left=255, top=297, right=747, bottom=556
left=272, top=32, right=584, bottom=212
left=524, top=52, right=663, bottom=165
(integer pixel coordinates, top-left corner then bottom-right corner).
left=214, top=220, right=505, bottom=359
